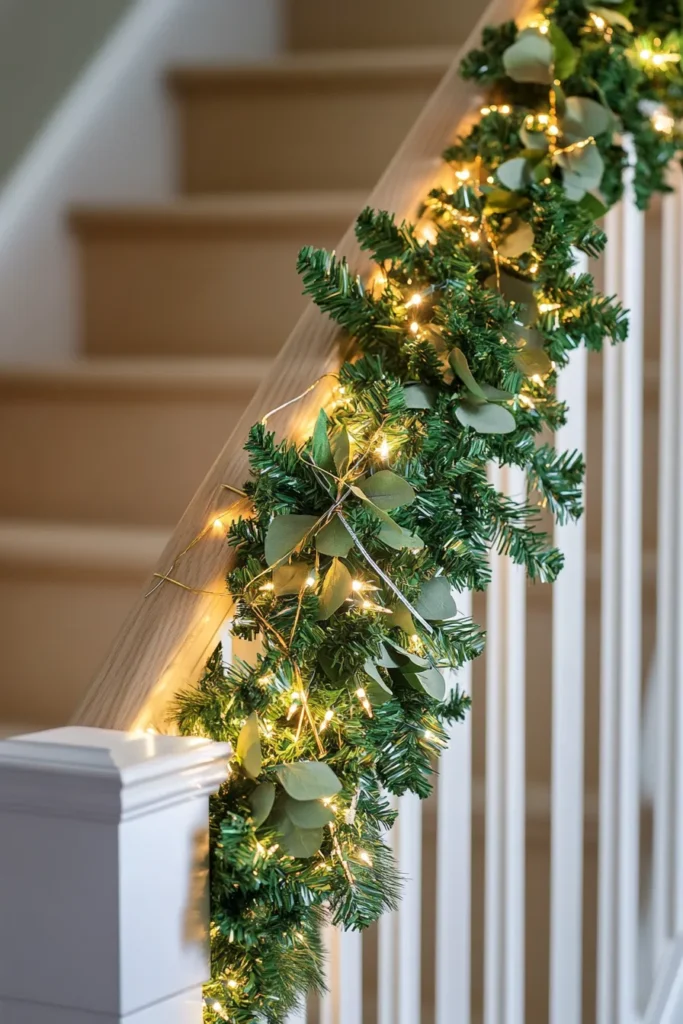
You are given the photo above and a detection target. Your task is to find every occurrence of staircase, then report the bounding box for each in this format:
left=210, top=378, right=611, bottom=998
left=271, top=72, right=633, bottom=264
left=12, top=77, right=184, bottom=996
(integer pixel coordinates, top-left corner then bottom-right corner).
left=0, top=3, right=482, bottom=732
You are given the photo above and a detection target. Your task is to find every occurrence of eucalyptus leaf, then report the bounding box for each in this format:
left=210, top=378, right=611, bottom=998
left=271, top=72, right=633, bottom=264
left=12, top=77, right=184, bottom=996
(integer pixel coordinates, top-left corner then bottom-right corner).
left=503, top=32, right=554, bottom=84
left=384, top=638, right=430, bottom=671
left=555, top=142, right=605, bottom=197
left=449, top=347, right=487, bottom=400
left=250, top=781, right=276, bottom=827
left=315, top=515, right=353, bottom=557
left=363, top=658, right=393, bottom=694
left=498, top=220, right=535, bottom=258
left=404, top=666, right=446, bottom=701
left=377, top=643, right=407, bottom=670
left=549, top=22, right=578, bottom=80
left=491, top=272, right=539, bottom=325
left=562, top=96, right=612, bottom=142
left=520, top=126, right=550, bottom=152
left=365, top=680, right=394, bottom=706
left=514, top=347, right=554, bottom=376
left=317, top=558, right=353, bottom=619
left=311, top=408, right=336, bottom=476
left=579, top=192, right=609, bottom=219
left=587, top=2, right=633, bottom=29
left=379, top=521, right=425, bottom=551
left=264, top=514, right=318, bottom=566
left=275, top=761, right=342, bottom=801
left=284, top=796, right=335, bottom=828
left=497, top=157, right=531, bottom=191
left=273, top=562, right=312, bottom=596
left=387, top=603, right=416, bottom=633
left=414, top=577, right=457, bottom=621
left=403, top=383, right=436, bottom=409
left=456, top=399, right=516, bottom=434
left=356, top=470, right=416, bottom=510
left=237, top=712, right=262, bottom=780
left=480, top=383, right=515, bottom=401
left=331, top=429, right=350, bottom=475
left=484, top=187, right=529, bottom=213
left=276, top=819, right=325, bottom=858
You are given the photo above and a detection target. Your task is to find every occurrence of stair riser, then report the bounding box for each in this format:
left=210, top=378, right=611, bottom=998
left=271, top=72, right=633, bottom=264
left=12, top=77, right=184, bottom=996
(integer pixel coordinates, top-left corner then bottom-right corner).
left=285, top=0, right=482, bottom=50
left=0, top=386, right=256, bottom=526
left=172, top=77, right=441, bottom=194
left=74, top=217, right=347, bottom=358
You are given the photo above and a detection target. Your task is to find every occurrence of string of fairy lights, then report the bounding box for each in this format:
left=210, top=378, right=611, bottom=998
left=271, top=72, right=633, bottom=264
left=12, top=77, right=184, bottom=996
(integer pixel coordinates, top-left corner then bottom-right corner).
left=156, top=4, right=683, bottom=1018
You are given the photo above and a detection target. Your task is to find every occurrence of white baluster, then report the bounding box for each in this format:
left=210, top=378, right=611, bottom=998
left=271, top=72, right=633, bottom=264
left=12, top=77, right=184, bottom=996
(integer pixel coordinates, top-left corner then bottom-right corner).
left=484, top=465, right=505, bottom=1024
left=653, top=171, right=682, bottom=967
left=596, top=152, right=645, bottom=1024
left=378, top=792, right=398, bottom=1024
left=484, top=463, right=526, bottom=1024
left=339, top=929, right=363, bottom=1023
left=675, top=172, right=683, bottom=938
left=504, top=466, right=526, bottom=1024
left=549, top=252, right=589, bottom=1024
left=596, top=205, right=622, bottom=1024
left=617, top=153, right=645, bottom=1024
left=398, top=790, right=423, bottom=1024
left=435, top=590, right=473, bottom=1024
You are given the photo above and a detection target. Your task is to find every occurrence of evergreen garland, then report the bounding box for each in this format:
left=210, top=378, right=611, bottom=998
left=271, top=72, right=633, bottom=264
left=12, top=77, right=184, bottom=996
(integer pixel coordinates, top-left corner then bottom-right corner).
left=173, top=2, right=683, bottom=1019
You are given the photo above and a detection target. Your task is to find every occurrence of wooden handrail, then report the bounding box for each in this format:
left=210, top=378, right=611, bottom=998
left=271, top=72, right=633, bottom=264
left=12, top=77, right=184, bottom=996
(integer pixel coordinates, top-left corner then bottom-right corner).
left=75, top=0, right=534, bottom=731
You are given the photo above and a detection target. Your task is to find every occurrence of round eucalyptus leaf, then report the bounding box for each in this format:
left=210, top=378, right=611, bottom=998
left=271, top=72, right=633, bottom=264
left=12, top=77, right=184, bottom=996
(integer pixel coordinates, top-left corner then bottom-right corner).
left=556, top=142, right=604, bottom=194
left=403, top=383, right=436, bottom=409
left=414, top=577, right=457, bottom=621
left=311, top=408, right=336, bottom=475
left=365, top=680, right=394, bottom=706
left=514, top=347, right=554, bottom=376
left=549, top=22, right=578, bottom=81
left=362, top=658, right=393, bottom=693
left=250, top=782, right=276, bottom=827
left=379, top=522, right=425, bottom=551
left=387, top=603, right=416, bottom=633
left=273, top=562, right=313, bottom=596
left=384, top=638, right=430, bottom=671
left=277, top=819, right=325, bottom=859
left=317, top=558, right=353, bottom=620
left=456, top=400, right=517, bottom=435
left=276, top=761, right=342, bottom=801
left=356, top=470, right=416, bottom=510
left=497, top=157, right=531, bottom=191
left=315, top=515, right=353, bottom=558
left=562, top=96, right=612, bottom=142
left=449, top=347, right=487, bottom=400
left=491, top=271, right=539, bottom=325
left=503, top=33, right=554, bottom=84
left=264, top=514, right=319, bottom=567
left=404, top=666, right=446, bottom=701
left=498, top=220, right=535, bottom=258
left=236, top=712, right=262, bottom=780
left=520, top=126, right=550, bottom=152
left=284, top=797, right=335, bottom=829
left=480, top=383, right=515, bottom=401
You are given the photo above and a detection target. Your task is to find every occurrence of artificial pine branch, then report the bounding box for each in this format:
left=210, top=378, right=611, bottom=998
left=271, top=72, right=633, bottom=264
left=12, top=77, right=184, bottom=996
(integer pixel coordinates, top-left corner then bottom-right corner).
left=173, top=2, right=683, bottom=1020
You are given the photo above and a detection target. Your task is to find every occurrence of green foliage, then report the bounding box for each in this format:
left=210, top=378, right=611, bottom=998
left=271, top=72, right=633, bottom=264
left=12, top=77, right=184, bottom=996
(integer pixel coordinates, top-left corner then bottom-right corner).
left=173, top=2, right=683, bottom=1020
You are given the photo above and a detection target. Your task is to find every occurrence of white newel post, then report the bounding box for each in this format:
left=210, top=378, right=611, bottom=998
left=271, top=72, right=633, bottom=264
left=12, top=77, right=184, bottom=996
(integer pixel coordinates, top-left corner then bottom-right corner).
left=0, top=726, right=231, bottom=1024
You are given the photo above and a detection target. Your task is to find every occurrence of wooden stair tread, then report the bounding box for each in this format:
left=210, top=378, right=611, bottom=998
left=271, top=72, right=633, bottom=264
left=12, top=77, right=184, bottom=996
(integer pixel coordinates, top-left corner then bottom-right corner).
left=69, top=192, right=369, bottom=234
left=0, top=357, right=272, bottom=396
left=167, top=47, right=456, bottom=91
left=0, top=519, right=170, bottom=575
